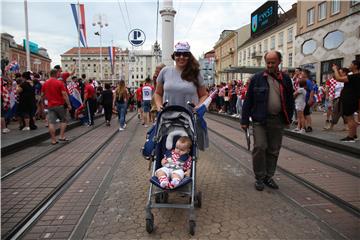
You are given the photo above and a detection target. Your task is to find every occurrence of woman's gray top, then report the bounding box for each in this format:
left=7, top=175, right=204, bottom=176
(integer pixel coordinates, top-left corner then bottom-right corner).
left=157, top=66, right=204, bottom=109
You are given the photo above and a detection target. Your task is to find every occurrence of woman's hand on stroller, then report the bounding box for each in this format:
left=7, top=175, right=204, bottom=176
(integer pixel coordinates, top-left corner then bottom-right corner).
left=156, top=101, right=168, bottom=112
left=184, top=169, right=191, bottom=177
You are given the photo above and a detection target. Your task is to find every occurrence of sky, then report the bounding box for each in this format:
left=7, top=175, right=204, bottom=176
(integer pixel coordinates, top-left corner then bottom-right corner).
left=1, top=0, right=296, bottom=67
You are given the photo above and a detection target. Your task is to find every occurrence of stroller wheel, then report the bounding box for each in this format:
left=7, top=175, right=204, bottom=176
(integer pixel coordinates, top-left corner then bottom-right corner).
left=146, top=213, right=154, bottom=233
left=195, top=191, right=202, bottom=208
left=189, top=220, right=196, bottom=235
left=155, top=192, right=168, bottom=203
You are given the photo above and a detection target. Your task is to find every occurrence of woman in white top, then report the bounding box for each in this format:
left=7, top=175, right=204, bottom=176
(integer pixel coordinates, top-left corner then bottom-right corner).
left=154, top=42, right=208, bottom=111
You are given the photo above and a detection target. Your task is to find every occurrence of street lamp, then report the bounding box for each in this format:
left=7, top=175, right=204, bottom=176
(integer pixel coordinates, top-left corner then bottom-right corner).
left=92, top=14, right=108, bottom=82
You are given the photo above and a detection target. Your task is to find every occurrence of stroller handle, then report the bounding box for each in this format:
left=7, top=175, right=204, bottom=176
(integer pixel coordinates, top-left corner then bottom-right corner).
left=187, top=101, right=196, bottom=108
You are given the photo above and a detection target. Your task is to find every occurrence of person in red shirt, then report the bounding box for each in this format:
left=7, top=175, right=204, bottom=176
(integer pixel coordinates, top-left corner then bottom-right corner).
left=41, top=69, right=72, bottom=145
left=84, top=78, right=96, bottom=126
left=135, top=83, right=143, bottom=121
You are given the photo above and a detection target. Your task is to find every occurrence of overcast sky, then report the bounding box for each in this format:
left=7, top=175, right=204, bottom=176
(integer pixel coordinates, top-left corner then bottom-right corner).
left=1, top=0, right=295, bottom=66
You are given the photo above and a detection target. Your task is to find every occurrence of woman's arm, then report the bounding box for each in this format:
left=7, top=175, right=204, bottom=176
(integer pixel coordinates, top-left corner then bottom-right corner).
left=332, top=65, right=348, bottom=83
left=154, top=83, right=164, bottom=111
left=196, top=85, right=208, bottom=108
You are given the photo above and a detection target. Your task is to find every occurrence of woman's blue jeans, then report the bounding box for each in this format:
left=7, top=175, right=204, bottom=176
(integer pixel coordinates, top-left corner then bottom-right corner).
left=116, top=103, right=127, bottom=128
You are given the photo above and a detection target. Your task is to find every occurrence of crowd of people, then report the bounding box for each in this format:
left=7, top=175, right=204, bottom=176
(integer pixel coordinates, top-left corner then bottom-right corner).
left=205, top=60, right=360, bottom=142
left=1, top=42, right=359, bottom=195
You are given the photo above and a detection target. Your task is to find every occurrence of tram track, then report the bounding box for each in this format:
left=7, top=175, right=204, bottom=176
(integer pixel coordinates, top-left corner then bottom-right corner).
left=206, top=115, right=360, bottom=219
left=1, top=121, right=107, bottom=180
left=207, top=113, right=360, bottom=178
left=1, top=113, right=137, bottom=240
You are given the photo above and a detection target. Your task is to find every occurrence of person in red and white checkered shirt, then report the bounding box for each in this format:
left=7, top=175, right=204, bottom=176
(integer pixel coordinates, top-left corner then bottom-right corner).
left=323, top=75, right=337, bottom=129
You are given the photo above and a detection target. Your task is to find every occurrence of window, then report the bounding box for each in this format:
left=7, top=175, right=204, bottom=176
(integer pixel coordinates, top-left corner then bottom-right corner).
left=324, top=30, right=344, bottom=49
left=88, top=64, right=90, bottom=67
left=287, top=28, right=293, bottom=43
left=302, top=39, right=317, bottom=55
left=141, top=74, right=144, bottom=79
left=331, top=0, right=340, bottom=15
left=65, top=64, right=68, bottom=67
left=351, top=0, right=360, bottom=6
left=264, top=39, right=268, bottom=52
left=307, top=8, right=315, bottom=26
left=270, top=36, right=275, bottom=50
left=318, top=2, right=327, bottom=21
left=258, top=43, right=262, bottom=53
left=288, top=53, right=293, bottom=67
left=247, top=48, right=250, bottom=58
left=278, top=32, right=284, bottom=46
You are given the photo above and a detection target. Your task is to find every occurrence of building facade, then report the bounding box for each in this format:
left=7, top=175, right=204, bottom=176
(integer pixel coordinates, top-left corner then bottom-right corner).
left=61, top=47, right=129, bottom=85
left=1, top=33, right=51, bottom=75
left=213, top=30, right=238, bottom=84
left=61, top=45, right=161, bottom=87
left=295, top=0, right=360, bottom=83
left=238, top=3, right=297, bottom=81
left=199, top=50, right=215, bottom=87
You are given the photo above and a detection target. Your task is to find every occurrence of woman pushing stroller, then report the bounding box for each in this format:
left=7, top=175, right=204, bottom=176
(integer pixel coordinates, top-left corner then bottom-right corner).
left=154, top=41, right=208, bottom=111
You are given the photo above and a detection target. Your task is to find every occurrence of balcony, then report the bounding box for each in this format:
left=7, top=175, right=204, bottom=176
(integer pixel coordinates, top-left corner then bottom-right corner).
left=251, top=51, right=263, bottom=59
left=228, top=48, right=235, bottom=55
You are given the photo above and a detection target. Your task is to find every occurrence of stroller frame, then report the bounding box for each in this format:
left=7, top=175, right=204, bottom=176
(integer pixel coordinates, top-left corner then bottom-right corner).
left=145, top=105, right=202, bottom=235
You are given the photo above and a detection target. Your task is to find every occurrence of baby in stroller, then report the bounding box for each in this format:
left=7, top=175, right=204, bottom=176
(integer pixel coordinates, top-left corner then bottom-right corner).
left=156, top=136, right=192, bottom=189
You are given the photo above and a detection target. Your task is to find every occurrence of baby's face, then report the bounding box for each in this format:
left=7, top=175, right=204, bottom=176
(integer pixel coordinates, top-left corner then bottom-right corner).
left=174, top=142, right=190, bottom=155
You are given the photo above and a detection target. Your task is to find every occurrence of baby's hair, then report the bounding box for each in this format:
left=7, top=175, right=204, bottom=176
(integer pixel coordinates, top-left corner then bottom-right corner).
left=177, top=136, right=192, bottom=149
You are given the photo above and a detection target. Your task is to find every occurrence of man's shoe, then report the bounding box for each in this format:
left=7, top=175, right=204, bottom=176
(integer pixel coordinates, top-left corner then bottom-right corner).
left=340, top=136, right=355, bottom=143
left=264, top=178, right=279, bottom=189
left=305, top=126, right=313, bottom=132
left=255, top=180, right=264, bottom=191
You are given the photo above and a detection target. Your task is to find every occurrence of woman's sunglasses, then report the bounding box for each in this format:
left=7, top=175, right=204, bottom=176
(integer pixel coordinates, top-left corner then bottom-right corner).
left=174, top=52, right=191, bottom=58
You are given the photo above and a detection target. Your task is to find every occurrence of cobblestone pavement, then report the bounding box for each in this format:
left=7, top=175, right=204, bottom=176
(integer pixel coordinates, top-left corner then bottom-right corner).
left=83, top=121, right=339, bottom=239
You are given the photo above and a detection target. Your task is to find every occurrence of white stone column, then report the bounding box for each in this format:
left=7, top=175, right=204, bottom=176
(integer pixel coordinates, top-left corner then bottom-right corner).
left=160, top=0, right=176, bottom=66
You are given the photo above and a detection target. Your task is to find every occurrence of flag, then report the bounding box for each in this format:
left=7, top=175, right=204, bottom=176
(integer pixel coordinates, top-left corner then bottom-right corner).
left=67, top=81, right=82, bottom=109
left=70, top=3, right=88, bottom=47
left=108, top=46, right=115, bottom=74
left=5, top=61, right=20, bottom=73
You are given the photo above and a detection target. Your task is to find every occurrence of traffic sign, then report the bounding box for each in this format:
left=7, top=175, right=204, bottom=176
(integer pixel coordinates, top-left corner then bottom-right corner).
left=128, top=29, right=146, bottom=47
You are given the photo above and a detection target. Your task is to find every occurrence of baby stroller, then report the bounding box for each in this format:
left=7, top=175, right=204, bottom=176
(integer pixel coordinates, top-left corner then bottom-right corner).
left=145, top=104, right=202, bottom=235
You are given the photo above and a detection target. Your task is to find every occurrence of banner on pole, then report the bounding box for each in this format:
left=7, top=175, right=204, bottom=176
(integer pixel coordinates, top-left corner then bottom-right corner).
left=70, top=3, right=88, bottom=47
left=108, top=46, right=115, bottom=75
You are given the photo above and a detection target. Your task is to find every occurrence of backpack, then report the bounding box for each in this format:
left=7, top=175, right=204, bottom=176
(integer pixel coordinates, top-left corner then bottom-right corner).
left=142, top=125, right=156, bottom=160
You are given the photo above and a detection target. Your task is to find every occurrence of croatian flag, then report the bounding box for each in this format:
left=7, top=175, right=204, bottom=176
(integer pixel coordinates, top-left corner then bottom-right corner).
left=70, top=3, right=88, bottom=47
left=108, top=46, right=115, bottom=74
left=67, top=81, right=83, bottom=109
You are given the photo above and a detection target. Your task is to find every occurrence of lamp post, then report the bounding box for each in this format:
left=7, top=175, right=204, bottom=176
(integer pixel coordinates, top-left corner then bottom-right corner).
left=92, top=14, right=108, bottom=82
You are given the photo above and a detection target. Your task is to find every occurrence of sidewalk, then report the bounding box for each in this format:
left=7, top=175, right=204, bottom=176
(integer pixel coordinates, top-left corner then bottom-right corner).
left=211, top=110, right=360, bottom=156
left=1, top=114, right=103, bottom=156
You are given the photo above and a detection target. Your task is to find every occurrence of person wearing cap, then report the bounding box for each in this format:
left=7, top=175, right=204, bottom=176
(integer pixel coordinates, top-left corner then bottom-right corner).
left=154, top=41, right=208, bottom=111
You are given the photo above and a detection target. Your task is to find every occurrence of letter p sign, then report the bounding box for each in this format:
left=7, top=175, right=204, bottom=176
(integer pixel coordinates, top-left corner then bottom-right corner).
left=129, top=29, right=146, bottom=47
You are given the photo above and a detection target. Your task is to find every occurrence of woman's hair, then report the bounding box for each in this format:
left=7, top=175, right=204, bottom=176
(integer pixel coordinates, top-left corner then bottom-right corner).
left=352, top=60, right=360, bottom=70
left=299, top=79, right=307, bottom=88
left=340, top=67, right=350, bottom=75
left=172, top=52, right=201, bottom=88
left=104, top=83, right=111, bottom=89
left=115, top=80, right=126, bottom=99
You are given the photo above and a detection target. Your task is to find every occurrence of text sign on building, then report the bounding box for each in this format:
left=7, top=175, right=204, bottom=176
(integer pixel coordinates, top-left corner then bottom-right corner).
left=251, top=1, right=278, bottom=36
left=128, top=29, right=146, bottom=47
left=23, top=39, right=39, bottom=54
